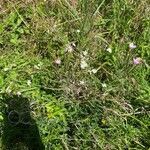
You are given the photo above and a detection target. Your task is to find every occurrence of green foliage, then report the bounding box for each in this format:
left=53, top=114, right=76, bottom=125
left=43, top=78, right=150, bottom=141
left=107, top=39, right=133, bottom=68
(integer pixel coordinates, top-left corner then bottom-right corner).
left=0, top=0, right=150, bottom=149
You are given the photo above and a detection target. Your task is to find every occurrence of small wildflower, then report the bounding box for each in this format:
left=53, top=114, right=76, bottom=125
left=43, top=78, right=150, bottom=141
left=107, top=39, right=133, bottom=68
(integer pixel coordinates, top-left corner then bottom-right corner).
left=38, top=62, right=42, bottom=66
left=106, top=48, right=112, bottom=53
left=65, top=44, right=74, bottom=53
left=129, top=43, right=137, bottom=49
left=65, top=42, right=76, bottom=53
left=54, top=58, right=61, bottom=65
left=27, top=80, right=31, bottom=86
left=17, top=91, right=21, bottom=96
left=6, top=88, right=11, bottom=93
left=83, top=51, right=88, bottom=56
left=11, top=64, right=16, bottom=67
left=34, top=65, right=40, bottom=70
left=102, top=83, right=107, bottom=88
left=133, top=57, right=142, bottom=65
left=91, top=69, right=98, bottom=74
left=3, top=67, right=9, bottom=71
left=79, top=80, right=85, bottom=85
left=80, top=60, right=88, bottom=69
left=76, top=29, right=80, bottom=33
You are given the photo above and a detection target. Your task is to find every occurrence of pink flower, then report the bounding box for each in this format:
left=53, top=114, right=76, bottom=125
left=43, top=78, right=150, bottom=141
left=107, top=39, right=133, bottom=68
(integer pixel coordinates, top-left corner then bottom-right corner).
left=133, top=57, right=142, bottom=65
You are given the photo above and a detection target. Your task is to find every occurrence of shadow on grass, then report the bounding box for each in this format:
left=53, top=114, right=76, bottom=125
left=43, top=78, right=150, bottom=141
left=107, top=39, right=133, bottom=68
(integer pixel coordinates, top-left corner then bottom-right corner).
left=1, top=94, right=44, bottom=150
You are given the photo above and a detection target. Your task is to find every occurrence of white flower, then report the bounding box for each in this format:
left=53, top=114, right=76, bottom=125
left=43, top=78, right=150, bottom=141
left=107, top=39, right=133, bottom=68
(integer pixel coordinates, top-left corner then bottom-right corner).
left=65, top=42, right=76, bottom=53
left=106, top=48, right=112, bottom=53
left=65, top=44, right=74, bottom=53
left=80, top=60, right=88, bottom=69
left=6, top=87, right=11, bottom=93
left=83, top=51, right=88, bottom=56
left=77, top=29, right=80, bottom=33
left=17, top=91, right=21, bottom=96
left=27, top=80, right=31, bottom=86
left=80, top=80, right=85, bottom=85
left=91, top=69, right=98, bottom=74
left=102, top=83, right=107, bottom=88
left=129, top=43, right=137, bottom=49
left=3, top=67, right=9, bottom=71
left=34, top=65, right=40, bottom=69
left=54, top=58, right=61, bottom=65
left=7, top=89, right=11, bottom=93
left=38, top=62, right=42, bottom=66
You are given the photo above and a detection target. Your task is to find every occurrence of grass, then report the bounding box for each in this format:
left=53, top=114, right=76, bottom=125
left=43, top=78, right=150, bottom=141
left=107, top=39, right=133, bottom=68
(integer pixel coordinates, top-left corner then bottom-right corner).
left=0, top=0, right=150, bottom=149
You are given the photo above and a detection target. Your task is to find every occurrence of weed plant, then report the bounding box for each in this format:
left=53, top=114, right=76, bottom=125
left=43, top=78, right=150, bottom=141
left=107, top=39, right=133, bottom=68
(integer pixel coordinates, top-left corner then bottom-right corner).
left=0, top=0, right=150, bottom=149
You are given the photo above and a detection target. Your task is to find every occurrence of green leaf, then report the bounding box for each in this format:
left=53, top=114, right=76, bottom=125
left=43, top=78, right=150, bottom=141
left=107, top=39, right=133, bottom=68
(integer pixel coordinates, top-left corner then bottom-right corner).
left=0, top=75, right=4, bottom=86
left=0, top=115, right=3, bottom=121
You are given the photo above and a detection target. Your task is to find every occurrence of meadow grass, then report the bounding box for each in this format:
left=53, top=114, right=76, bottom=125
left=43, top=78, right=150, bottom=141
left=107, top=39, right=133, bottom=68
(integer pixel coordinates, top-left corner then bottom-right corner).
left=0, top=0, right=150, bottom=149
